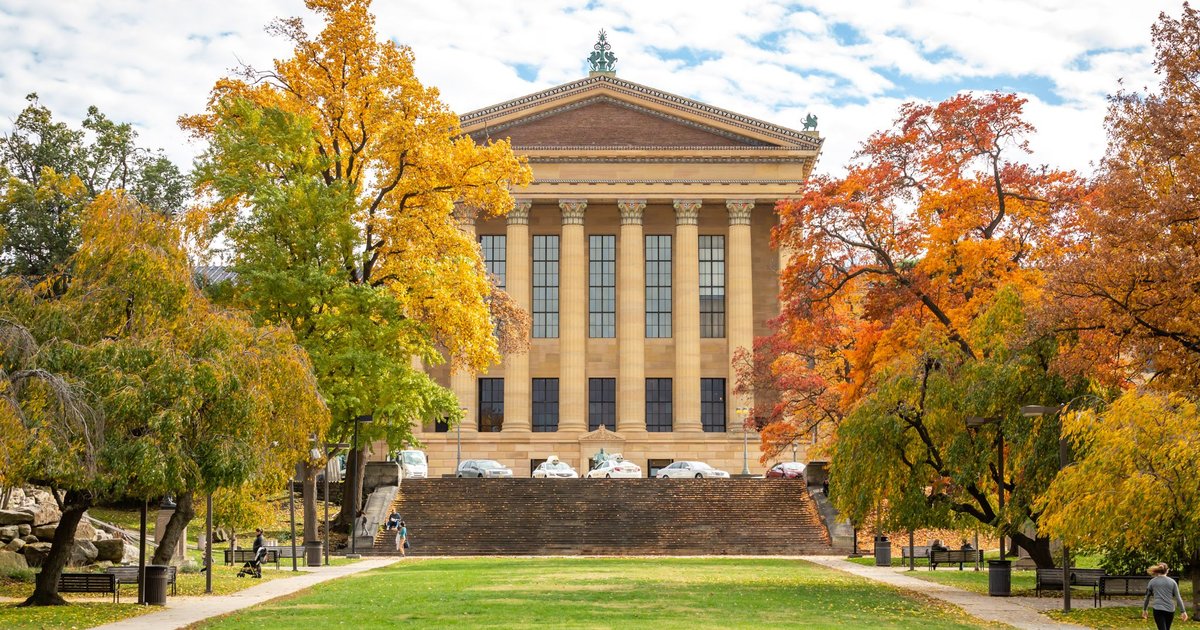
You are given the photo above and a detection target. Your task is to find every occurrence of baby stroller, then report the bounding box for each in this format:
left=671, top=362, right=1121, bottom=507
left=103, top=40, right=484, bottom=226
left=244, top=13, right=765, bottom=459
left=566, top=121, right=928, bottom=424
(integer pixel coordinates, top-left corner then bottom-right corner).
left=237, top=547, right=267, bottom=579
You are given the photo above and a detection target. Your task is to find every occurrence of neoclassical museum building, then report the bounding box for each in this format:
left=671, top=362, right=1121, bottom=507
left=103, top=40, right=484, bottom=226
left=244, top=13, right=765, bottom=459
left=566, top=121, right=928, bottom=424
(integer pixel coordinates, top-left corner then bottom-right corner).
left=411, top=39, right=822, bottom=477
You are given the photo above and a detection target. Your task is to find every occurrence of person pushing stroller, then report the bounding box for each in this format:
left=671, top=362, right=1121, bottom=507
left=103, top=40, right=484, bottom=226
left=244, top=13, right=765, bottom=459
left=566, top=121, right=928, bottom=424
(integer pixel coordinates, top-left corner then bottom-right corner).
left=237, top=528, right=268, bottom=579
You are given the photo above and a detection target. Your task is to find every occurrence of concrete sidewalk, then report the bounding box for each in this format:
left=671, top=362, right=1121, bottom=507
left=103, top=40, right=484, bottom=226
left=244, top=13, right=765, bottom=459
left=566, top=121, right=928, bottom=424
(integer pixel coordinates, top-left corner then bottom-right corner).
left=801, top=556, right=1088, bottom=630
left=91, top=556, right=400, bottom=630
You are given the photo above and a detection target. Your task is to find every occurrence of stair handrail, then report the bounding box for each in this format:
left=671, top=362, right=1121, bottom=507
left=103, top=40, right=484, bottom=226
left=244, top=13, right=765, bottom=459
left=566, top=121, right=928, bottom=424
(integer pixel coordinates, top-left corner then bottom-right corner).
left=83, top=513, right=159, bottom=549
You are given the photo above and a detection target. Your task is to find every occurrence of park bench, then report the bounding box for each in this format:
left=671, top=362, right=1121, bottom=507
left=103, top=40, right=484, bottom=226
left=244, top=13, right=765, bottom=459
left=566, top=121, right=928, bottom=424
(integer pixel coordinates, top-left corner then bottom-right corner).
left=224, top=547, right=280, bottom=569
left=57, top=572, right=118, bottom=603
left=1035, top=567, right=1105, bottom=598
left=105, top=565, right=177, bottom=599
left=901, top=546, right=931, bottom=562
left=929, top=549, right=984, bottom=570
left=1096, top=574, right=1178, bottom=608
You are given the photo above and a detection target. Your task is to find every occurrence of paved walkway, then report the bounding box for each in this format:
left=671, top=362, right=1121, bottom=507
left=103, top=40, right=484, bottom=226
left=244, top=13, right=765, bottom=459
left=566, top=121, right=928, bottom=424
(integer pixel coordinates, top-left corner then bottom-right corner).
left=801, top=556, right=1089, bottom=630
left=91, top=557, right=400, bottom=630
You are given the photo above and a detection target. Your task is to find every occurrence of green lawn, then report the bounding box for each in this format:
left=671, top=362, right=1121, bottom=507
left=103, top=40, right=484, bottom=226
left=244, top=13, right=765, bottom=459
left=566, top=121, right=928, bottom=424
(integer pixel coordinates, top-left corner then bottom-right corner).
left=198, top=557, right=997, bottom=629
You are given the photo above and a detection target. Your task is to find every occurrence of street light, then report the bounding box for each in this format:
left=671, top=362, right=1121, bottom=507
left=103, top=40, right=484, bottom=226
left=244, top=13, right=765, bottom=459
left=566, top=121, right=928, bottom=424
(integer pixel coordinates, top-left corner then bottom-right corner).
left=736, top=407, right=750, bottom=476
left=966, top=416, right=1005, bottom=560
left=1021, top=396, right=1102, bottom=615
left=457, top=406, right=467, bottom=473
left=348, top=415, right=373, bottom=558
left=323, top=441, right=350, bottom=567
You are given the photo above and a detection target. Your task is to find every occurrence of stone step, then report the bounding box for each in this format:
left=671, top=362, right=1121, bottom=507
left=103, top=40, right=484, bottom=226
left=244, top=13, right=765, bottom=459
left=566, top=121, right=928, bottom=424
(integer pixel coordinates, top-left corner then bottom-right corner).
left=373, top=478, right=832, bottom=555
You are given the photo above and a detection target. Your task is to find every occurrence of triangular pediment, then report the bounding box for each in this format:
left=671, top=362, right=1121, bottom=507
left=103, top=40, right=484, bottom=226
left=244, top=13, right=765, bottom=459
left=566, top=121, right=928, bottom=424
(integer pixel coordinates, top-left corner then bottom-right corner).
left=471, top=96, right=766, bottom=148
left=461, top=74, right=821, bottom=152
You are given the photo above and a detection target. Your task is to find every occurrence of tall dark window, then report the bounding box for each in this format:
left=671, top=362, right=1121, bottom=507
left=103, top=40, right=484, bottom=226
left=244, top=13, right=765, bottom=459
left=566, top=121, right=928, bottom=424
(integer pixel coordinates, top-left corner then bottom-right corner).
left=699, top=235, right=726, bottom=338
left=533, top=235, right=559, bottom=338
left=532, top=378, right=559, bottom=432
left=701, top=378, right=726, bottom=432
left=478, top=378, right=504, bottom=432
left=645, top=378, right=673, bottom=432
left=588, top=378, right=616, bottom=431
left=479, top=235, right=506, bottom=288
left=589, top=235, right=616, bottom=338
left=645, top=235, right=672, bottom=338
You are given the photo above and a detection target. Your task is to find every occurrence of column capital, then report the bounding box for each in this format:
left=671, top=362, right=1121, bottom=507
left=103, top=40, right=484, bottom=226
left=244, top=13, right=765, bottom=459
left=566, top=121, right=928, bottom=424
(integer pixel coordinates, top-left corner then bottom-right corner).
left=453, top=203, right=478, bottom=228
left=559, top=199, right=587, bottom=225
left=726, top=200, right=755, bottom=225
left=618, top=199, right=646, bottom=225
left=508, top=200, right=532, bottom=225
left=673, top=199, right=702, bottom=225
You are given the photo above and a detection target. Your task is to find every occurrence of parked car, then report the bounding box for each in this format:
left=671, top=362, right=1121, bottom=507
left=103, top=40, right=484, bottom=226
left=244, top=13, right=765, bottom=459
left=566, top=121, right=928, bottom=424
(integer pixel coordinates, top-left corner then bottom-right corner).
left=532, top=456, right=579, bottom=479
left=393, top=449, right=428, bottom=479
left=765, top=462, right=806, bottom=480
left=656, top=461, right=730, bottom=479
left=585, top=458, right=642, bottom=478
left=456, top=459, right=513, bottom=478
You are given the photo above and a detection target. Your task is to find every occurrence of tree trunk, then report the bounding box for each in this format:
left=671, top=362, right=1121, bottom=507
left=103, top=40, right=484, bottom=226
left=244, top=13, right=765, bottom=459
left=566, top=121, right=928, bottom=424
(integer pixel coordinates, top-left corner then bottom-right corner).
left=335, top=447, right=367, bottom=530
left=1007, top=530, right=1055, bottom=569
left=1190, top=550, right=1199, bottom=619
left=152, top=491, right=194, bottom=566
left=21, top=489, right=92, bottom=606
left=302, top=462, right=319, bottom=543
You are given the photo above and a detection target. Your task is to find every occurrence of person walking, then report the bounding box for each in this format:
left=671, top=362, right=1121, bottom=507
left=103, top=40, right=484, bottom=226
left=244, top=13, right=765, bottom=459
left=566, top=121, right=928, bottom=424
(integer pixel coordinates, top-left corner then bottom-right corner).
left=1143, top=563, right=1188, bottom=630
left=395, top=521, right=408, bottom=557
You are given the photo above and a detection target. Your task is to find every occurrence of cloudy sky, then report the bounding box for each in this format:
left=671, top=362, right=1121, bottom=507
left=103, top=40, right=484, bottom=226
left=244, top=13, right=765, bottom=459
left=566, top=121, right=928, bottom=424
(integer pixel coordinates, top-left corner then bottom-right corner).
left=0, top=1, right=1183, bottom=177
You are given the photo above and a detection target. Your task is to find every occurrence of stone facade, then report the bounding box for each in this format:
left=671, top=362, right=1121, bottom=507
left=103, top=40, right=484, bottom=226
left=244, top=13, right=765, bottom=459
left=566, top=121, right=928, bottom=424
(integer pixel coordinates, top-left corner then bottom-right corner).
left=396, top=73, right=822, bottom=477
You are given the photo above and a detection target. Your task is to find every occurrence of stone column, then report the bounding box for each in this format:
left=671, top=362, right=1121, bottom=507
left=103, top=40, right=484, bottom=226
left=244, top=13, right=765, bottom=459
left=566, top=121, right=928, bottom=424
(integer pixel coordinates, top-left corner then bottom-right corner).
left=726, top=201, right=755, bottom=426
left=450, top=205, right=478, bottom=433
left=617, top=200, right=646, bottom=433
left=504, top=201, right=532, bottom=432
left=673, top=200, right=702, bottom=432
left=558, top=200, right=588, bottom=433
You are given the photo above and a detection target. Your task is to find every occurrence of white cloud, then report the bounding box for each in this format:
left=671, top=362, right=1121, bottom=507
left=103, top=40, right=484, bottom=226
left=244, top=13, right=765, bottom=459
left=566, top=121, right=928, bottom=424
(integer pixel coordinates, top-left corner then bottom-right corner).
left=0, top=0, right=1183, bottom=177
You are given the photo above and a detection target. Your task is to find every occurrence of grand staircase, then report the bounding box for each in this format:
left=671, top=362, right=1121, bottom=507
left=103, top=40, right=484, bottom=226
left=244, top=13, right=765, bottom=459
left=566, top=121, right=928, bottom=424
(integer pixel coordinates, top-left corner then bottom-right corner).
left=372, top=478, right=837, bottom=555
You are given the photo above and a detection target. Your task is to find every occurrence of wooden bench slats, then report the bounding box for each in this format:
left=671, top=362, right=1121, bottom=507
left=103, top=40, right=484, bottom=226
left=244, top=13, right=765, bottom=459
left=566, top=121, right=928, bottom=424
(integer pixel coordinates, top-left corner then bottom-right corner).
left=929, top=549, right=984, bottom=570
left=1035, top=567, right=1105, bottom=598
left=1096, top=575, right=1178, bottom=608
left=58, top=572, right=118, bottom=603
left=105, top=565, right=177, bottom=596
left=223, top=548, right=280, bottom=568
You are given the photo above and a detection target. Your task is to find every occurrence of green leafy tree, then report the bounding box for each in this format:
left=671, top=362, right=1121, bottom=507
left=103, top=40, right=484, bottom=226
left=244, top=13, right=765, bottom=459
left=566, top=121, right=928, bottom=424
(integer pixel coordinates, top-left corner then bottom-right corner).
left=0, top=94, right=186, bottom=278
left=829, top=288, right=1086, bottom=568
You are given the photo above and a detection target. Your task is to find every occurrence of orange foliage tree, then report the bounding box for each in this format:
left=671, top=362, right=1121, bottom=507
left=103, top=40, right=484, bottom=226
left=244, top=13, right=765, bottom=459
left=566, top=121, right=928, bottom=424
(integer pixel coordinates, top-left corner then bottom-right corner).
left=754, top=93, right=1087, bottom=565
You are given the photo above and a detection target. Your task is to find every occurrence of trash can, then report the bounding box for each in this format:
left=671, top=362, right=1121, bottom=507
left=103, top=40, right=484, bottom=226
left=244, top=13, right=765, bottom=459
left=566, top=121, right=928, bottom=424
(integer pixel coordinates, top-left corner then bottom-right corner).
left=874, top=535, right=891, bottom=567
left=988, top=560, right=1012, bottom=597
left=143, top=564, right=170, bottom=605
left=305, top=541, right=323, bottom=567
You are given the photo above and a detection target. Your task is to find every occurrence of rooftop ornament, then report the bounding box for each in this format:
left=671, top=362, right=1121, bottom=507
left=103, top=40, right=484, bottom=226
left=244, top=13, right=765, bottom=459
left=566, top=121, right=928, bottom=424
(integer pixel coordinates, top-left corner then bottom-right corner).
left=588, top=29, right=617, bottom=75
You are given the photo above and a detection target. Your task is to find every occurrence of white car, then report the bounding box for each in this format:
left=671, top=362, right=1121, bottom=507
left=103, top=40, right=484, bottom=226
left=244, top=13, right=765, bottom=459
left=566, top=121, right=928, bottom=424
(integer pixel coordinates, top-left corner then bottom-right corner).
left=394, top=449, right=428, bottom=479
left=585, top=459, right=642, bottom=478
left=532, top=457, right=579, bottom=479
left=656, top=461, right=730, bottom=479
left=456, top=459, right=513, bottom=478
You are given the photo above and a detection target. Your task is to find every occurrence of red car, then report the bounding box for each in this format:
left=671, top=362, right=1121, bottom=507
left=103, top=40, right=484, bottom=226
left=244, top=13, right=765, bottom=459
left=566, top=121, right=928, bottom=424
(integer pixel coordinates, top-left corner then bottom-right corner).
left=765, top=462, right=806, bottom=479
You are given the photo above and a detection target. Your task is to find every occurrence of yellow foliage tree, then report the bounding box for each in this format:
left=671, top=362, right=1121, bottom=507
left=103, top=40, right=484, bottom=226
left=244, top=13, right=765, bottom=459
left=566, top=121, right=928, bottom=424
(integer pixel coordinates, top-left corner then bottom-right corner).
left=1038, top=391, right=1200, bottom=616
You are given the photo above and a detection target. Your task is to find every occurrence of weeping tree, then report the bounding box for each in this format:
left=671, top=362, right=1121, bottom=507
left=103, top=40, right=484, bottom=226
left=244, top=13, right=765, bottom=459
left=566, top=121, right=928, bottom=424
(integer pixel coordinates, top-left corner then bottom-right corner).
left=0, top=192, right=327, bottom=605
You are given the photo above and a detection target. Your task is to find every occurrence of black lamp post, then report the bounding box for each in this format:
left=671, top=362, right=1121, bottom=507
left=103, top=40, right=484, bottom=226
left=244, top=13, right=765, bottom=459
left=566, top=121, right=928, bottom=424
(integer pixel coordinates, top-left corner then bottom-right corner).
left=348, top=414, right=373, bottom=558
left=1021, top=397, right=1103, bottom=615
left=205, top=493, right=213, bottom=593
left=323, top=441, right=349, bottom=567
left=966, top=416, right=1005, bottom=560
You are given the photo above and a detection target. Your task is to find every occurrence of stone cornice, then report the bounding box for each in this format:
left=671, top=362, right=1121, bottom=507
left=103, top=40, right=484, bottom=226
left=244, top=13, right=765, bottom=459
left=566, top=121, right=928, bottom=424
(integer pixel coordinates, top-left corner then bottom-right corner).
left=453, top=203, right=478, bottom=227
left=460, top=74, right=822, bottom=151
